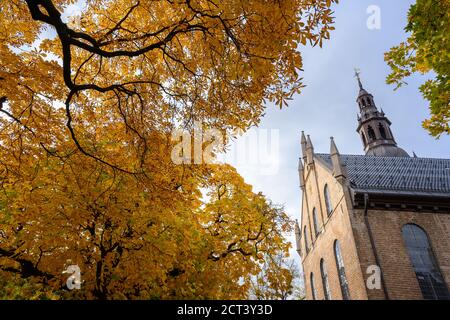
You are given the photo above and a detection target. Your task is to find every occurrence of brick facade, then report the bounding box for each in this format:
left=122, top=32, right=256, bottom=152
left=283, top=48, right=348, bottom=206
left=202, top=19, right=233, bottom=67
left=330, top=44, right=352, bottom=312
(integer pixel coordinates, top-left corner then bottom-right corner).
left=300, top=160, right=368, bottom=300
left=298, top=154, right=450, bottom=300
left=298, top=76, right=450, bottom=300
left=352, top=209, right=450, bottom=300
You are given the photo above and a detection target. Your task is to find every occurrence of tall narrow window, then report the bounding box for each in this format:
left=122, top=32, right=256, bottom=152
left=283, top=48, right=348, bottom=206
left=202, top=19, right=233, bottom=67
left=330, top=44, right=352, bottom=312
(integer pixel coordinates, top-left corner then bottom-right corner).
left=324, top=184, right=333, bottom=216
left=304, top=226, right=309, bottom=253
left=310, top=273, right=317, bottom=300
left=368, top=126, right=376, bottom=141
left=334, top=240, right=351, bottom=300
left=312, top=208, right=320, bottom=236
left=320, top=259, right=332, bottom=300
left=378, top=123, right=387, bottom=139
left=402, top=224, right=450, bottom=300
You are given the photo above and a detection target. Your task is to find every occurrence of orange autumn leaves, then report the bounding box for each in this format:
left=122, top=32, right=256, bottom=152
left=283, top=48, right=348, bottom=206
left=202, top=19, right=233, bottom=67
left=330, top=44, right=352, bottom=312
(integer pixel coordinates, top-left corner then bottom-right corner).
left=0, top=0, right=337, bottom=299
left=0, top=153, right=292, bottom=299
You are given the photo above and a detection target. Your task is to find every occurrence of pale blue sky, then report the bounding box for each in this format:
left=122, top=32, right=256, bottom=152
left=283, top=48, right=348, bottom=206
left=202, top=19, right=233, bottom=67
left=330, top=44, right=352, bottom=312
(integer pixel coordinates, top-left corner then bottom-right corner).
left=226, top=0, right=450, bottom=260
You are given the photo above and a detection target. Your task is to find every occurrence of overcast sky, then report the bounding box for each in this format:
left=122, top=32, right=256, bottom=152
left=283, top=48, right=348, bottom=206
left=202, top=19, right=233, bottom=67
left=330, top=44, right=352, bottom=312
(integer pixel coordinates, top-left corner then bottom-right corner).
left=225, top=0, right=450, bottom=262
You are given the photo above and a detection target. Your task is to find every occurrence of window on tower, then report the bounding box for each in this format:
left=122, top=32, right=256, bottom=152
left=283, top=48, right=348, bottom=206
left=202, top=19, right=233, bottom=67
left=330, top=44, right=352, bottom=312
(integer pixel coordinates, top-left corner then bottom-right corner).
left=312, top=208, right=320, bottom=236
left=378, top=123, right=387, bottom=139
left=324, top=184, right=333, bottom=216
left=334, top=240, right=351, bottom=300
left=320, top=259, right=332, bottom=300
left=402, top=224, right=450, bottom=300
left=368, top=126, right=376, bottom=141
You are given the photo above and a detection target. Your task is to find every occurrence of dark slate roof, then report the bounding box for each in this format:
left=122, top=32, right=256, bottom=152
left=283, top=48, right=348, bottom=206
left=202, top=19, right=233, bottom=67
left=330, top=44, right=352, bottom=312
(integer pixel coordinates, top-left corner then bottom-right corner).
left=315, top=153, right=450, bottom=196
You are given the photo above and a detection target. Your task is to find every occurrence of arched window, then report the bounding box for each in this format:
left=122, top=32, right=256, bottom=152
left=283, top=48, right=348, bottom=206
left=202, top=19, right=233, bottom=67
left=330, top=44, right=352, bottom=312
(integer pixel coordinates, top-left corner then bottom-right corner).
left=367, top=126, right=376, bottom=141
left=360, top=98, right=366, bottom=107
left=324, top=185, right=333, bottom=216
left=312, top=208, right=320, bottom=236
left=402, top=224, right=450, bottom=300
left=361, top=132, right=367, bottom=147
left=304, top=226, right=309, bottom=253
left=310, top=273, right=317, bottom=300
left=365, top=97, right=371, bottom=106
left=334, top=240, right=351, bottom=300
left=320, top=259, right=332, bottom=300
left=378, top=123, right=387, bottom=139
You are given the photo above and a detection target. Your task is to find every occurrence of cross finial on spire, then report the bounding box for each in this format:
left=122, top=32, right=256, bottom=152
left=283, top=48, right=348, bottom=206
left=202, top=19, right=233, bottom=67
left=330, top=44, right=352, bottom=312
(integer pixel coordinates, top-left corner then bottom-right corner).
left=354, top=68, right=363, bottom=90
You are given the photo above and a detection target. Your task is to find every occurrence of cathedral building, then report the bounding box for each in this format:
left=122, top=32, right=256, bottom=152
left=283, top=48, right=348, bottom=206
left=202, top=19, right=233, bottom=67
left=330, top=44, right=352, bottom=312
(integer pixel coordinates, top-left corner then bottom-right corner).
left=295, top=73, right=450, bottom=300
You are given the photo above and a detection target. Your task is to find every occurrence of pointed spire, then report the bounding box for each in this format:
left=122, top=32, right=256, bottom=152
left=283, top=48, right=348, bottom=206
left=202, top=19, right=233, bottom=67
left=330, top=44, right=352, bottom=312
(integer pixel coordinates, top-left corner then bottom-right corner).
left=301, top=131, right=307, bottom=144
left=306, top=135, right=314, bottom=165
left=354, top=68, right=364, bottom=90
left=413, top=151, right=418, bottom=158
left=330, top=137, right=346, bottom=182
left=298, top=158, right=305, bottom=189
left=301, top=131, right=307, bottom=161
left=354, top=71, right=410, bottom=157
left=306, top=135, right=314, bottom=151
left=298, top=157, right=304, bottom=171
left=330, top=136, right=339, bottom=155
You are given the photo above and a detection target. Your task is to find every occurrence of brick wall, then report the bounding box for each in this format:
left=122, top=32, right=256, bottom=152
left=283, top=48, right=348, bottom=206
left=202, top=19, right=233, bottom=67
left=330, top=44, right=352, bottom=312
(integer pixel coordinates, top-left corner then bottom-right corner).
left=301, top=160, right=367, bottom=300
left=352, top=209, right=450, bottom=300
left=299, top=156, right=450, bottom=300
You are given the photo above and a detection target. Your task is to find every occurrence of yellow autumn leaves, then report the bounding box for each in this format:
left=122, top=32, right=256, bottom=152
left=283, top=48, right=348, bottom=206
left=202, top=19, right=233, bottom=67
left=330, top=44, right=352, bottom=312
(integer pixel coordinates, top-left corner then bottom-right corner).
left=0, top=0, right=337, bottom=299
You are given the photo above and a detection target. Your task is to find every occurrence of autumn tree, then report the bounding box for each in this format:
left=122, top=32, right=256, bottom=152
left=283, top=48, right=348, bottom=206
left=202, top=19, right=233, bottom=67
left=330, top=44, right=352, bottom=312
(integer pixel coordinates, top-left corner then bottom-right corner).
left=0, top=152, right=292, bottom=298
left=385, top=0, right=450, bottom=137
left=1, top=0, right=337, bottom=171
left=249, top=253, right=303, bottom=300
left=0, top=0, right=337, bottom=299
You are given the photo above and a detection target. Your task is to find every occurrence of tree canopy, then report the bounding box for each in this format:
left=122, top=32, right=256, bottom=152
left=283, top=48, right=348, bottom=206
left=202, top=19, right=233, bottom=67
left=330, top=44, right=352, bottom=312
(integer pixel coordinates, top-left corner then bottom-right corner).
left=385, top=0, right=450, bottom=137
left=0, top=0, right=337, bottom=299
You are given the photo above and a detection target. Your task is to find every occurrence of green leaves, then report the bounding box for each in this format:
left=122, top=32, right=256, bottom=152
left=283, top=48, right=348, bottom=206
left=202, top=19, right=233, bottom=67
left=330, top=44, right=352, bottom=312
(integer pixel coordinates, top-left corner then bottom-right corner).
left=385, top=0, right=450, bottom=137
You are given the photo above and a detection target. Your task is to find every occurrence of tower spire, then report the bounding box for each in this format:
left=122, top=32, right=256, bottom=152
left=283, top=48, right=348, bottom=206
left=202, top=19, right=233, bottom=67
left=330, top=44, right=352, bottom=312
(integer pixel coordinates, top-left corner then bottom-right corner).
left=354, top=68, right=364, bottom=90
left=354, top=70, right=409, bottom=157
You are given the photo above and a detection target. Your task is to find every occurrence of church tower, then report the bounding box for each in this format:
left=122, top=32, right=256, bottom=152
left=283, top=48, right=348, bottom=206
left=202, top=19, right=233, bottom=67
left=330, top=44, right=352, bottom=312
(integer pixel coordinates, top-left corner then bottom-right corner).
left=296, top=72, right=450, bottom=300
left=355, top=70, right=409, bottom=157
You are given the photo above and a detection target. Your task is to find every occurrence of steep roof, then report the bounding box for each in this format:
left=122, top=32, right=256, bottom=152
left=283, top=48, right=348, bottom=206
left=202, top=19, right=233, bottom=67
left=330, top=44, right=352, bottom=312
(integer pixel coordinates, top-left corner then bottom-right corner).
left=315, top=153, right=450, bottom=196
